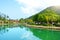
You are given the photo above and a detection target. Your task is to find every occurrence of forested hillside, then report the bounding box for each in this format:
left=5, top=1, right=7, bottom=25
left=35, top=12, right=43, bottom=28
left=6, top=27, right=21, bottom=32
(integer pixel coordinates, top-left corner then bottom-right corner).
left=24, top=6, right=60, bottom=26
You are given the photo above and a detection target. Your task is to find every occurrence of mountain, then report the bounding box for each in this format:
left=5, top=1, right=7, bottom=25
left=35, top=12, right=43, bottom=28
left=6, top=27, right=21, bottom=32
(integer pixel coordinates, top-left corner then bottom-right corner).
left=27, top=6, right=60, bottom=24
left=48, top=6, right=60, bottom=15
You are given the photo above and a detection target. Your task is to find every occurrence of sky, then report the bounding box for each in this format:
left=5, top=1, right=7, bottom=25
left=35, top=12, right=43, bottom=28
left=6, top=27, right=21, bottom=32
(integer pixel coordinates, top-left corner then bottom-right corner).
left=0, top=0, right=60, bottom=19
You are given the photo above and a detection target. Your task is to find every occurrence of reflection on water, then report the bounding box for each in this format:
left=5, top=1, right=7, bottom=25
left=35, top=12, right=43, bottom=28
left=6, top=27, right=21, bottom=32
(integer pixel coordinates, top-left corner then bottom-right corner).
left=0, top=26, right=41, bottom=40
left=0, top=25, right=60, bottom=40
left=29, top=28, right=60, bottom=40
left=0, top=26, right=9, bottom=35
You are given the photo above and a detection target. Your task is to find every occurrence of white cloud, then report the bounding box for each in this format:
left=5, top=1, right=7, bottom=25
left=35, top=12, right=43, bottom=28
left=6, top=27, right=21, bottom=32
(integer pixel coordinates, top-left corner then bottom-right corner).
left=20, top=7, right=35, bottom=14
left=16, top=0, right=42, bottom=8
left=16, top=0, right=60, bottom=15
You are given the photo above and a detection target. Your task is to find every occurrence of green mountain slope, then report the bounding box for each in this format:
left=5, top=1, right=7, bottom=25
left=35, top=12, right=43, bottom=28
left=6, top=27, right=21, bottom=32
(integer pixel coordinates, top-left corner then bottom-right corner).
left=26, top=6, right=60, bottom=26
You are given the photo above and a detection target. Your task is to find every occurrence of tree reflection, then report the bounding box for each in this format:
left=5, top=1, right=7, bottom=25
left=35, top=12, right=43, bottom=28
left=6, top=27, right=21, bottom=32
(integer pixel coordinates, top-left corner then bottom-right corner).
left=0, top=26, right=9, bottom=35
left=29, top=28, right=60, bottom=40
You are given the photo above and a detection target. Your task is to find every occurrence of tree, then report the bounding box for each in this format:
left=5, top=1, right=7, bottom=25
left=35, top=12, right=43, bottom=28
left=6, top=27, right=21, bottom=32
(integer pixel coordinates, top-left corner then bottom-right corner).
left=19, top=18, right=25, bottom=23
left=25, top=19, right=34, bottom=24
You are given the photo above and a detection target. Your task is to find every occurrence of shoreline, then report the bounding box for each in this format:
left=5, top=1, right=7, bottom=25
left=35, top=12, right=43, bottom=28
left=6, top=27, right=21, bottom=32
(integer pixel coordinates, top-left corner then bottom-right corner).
left=22, top=23, right=60, bottom=31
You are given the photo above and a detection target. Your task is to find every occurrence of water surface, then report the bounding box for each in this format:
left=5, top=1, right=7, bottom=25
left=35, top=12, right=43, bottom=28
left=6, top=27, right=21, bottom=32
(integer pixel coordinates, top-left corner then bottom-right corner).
left=0, top=26, right=60, bottom=40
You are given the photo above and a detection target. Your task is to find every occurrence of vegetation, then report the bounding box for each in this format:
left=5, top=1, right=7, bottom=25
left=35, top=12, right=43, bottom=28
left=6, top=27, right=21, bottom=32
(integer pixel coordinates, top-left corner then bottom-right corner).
left=21, top=6, right=60, bottom=26
left=0, top=12, right=9, bottom=21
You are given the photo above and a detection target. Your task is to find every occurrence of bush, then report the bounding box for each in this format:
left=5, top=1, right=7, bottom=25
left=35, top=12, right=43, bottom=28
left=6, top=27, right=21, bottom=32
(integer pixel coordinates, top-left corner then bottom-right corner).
left=55, top=23, right=60, bottom=27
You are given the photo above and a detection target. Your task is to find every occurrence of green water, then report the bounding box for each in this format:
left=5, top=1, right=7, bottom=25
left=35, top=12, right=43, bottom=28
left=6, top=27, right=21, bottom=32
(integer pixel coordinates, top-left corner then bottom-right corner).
left=0, top=25, right=60, bottom=40
left=30, top=28, right=60, bottom=40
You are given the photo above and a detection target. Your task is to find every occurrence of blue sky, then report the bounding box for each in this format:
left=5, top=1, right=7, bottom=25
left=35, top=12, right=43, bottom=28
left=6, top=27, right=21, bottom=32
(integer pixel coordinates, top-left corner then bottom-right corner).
left=0, top=0, right=23, bottom=19
left=0, top=0, right=60, bottom=19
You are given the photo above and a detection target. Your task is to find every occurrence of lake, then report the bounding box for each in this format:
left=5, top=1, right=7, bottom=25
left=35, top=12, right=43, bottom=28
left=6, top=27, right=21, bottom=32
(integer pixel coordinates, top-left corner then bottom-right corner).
left=0, top=25, right=60, bottom=40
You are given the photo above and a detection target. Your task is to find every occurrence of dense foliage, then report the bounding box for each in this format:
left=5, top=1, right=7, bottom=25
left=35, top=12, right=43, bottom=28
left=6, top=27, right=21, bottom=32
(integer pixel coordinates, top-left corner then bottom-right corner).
left=25, top=6, right=60, bottom=26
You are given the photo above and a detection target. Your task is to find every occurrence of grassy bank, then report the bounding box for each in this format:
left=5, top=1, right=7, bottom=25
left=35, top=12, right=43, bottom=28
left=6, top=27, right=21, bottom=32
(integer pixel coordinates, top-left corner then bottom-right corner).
left=20, top=23, right=60, bottom=31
